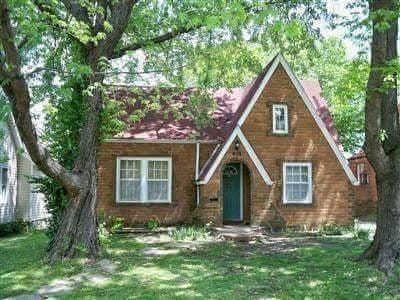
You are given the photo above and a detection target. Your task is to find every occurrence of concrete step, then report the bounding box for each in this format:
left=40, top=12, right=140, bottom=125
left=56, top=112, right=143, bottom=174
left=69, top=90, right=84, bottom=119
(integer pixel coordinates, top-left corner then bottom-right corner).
left=211, top=225, right=265, bottom=242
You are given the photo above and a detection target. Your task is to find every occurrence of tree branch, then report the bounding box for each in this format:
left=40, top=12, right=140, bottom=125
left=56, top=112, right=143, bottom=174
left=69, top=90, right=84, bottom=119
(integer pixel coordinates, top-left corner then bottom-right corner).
left=110, top=0, right=292, bottom=59
left=0, top=0, right=79, bottom=194
left=60, top=0, right=90, bottom=23
left=111, top=24, right=201, bottom=59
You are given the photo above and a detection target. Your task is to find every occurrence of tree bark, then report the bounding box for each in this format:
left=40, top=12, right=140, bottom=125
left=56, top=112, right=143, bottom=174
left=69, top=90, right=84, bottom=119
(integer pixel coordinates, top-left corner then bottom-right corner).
left=48, top=170, right=98, bottom=262
left=362, top=0, right=400, bottom=274
left=362, top=166, right=400, bottom=274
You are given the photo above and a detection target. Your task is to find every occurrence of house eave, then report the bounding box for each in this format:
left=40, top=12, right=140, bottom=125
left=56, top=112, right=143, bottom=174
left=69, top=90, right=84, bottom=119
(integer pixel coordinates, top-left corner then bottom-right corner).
left=104, top=138, right=220, bottom=144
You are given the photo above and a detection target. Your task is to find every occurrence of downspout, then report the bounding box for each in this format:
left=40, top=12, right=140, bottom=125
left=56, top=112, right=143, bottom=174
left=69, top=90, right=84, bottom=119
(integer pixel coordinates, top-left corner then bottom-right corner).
left=195, top=142, right=200, bottom=207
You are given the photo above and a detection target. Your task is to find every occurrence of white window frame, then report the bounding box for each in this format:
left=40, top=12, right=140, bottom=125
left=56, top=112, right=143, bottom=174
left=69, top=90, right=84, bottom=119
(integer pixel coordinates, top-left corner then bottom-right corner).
left=272, top=104, right=289, bottom=134
left=116, top=157, right=172, bottom=203
left=283, top=162, right=312, bottom=204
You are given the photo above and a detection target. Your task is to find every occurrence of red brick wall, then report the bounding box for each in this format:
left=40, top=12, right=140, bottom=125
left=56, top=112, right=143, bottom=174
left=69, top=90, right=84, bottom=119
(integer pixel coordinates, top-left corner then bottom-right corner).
left=97, top=142, right=198, bottom=225
left=98, top=64, right=355, bottom=227
left=349, top=156, right=377, bottom=217
left=196, top=65, right=355, bottom=226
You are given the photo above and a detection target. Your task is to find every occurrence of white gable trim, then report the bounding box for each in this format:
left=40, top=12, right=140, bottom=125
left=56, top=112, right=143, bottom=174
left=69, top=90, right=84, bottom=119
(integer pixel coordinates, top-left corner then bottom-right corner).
left=198, top=53, right=358, bottom=186
left=196, top=126, right=273, bottom=185
left=237, top=57, right=280, bottom=127
left=237, top=54, right=358, bottom=186
left=278, top=55, right=358, bottom=186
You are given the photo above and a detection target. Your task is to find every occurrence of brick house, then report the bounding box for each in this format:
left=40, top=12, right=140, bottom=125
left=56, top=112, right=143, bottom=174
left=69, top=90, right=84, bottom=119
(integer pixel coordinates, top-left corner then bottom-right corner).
left=348, top=151, right=377, bottom=217
left=97, top=54, right=358, bottom=227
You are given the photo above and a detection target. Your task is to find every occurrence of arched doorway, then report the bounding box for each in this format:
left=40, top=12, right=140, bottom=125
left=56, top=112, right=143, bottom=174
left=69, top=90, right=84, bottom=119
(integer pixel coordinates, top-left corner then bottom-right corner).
left=222, top=162, right=251, bottom=223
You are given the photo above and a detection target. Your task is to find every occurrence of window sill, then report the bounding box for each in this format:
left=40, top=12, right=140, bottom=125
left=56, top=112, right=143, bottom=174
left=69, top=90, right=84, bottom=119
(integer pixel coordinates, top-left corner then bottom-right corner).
left=281, top=201, right=314, bottom=207
left=115, top=201, right=172, bottom=205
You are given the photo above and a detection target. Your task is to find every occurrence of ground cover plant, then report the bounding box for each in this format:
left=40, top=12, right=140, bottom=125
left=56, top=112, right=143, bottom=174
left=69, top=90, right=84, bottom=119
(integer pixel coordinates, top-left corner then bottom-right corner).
left=1, top=230, right=400, bottom=299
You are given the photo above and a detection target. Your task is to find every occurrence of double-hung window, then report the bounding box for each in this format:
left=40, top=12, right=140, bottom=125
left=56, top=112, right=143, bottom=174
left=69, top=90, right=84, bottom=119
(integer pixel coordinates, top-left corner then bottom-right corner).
left=116, top=157, right=172, bottom=203
left=272, top=104, right=288, bottom=134
left=283, top=162, right=312, bottom=204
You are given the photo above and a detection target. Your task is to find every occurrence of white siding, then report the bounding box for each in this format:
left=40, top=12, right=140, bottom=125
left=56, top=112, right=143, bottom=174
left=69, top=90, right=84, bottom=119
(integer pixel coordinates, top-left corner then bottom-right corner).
left=0, top=120, right=48, bottom=224
left=0, top=123, right=18, bottom=223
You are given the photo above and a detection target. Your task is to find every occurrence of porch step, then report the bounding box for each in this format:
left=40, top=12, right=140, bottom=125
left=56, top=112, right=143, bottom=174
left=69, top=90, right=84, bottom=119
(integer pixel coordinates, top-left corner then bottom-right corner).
left=211, top=225, right=265, bottom=242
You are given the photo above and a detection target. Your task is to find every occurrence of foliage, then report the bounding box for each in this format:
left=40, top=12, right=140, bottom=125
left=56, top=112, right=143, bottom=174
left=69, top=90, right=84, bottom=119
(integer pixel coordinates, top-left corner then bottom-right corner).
left=3, top=232, right=400, bottom=299
left=97, top=209, right=110, bottom=247
left=108, top=216, right=125, bottom=233
left=317, top=222, right=348, bottom=236
left=0, top=218, right=29, bottom=237
left=146, top=217, right=160, bottom=231
left=294, top=38, right=369, bottom=153
left=169, top=225, right=210, bottom=241
left=2, top=0, right=334, bottom=257
left=32, top=176, right=69, bottom=240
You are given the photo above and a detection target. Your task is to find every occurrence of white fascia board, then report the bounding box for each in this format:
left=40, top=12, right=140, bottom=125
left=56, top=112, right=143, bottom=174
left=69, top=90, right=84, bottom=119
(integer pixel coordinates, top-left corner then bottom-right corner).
left=237, top=128, right=273, bottom=185
left=277, top=54, right=359, bottom=186
left=233, top=53, right=358, bottom=186
left=237, top=56, right=281, bottom=127
left=199, top=126, right=273, bottom=185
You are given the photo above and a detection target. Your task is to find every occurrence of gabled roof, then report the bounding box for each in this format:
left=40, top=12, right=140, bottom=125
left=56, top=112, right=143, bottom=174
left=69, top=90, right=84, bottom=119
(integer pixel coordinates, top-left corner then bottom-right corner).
left=108, top=54, right=357, bottom=186
left=197, top=54, right=358, bottom=186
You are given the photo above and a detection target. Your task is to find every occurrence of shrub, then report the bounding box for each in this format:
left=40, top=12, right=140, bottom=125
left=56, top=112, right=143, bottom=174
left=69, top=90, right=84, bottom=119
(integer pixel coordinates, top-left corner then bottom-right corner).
left=0, top=219, right=29, bottom=237
left=318, top=223, right=345, bottom=236
left=146, top=217, right=159, bottom=231
left=109, top=216, right=125, bottom=233
left=97, top=210, right=110, bottom=247
left=170, top=226, right=210, bottom=241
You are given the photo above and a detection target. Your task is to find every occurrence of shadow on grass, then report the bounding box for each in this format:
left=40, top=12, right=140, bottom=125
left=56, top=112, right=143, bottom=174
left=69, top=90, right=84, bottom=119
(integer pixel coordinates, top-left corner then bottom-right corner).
left=1, top=233, right=399, bottom=299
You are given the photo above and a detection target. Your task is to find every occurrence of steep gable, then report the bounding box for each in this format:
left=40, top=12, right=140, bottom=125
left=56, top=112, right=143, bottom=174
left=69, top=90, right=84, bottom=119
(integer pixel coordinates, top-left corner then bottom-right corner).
left=198, top=54, right=358, bottom=186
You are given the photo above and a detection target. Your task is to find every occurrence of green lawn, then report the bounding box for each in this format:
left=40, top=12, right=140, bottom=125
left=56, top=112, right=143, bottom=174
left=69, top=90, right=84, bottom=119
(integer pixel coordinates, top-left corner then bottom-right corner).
left=1, top=231, right=400, bottom=299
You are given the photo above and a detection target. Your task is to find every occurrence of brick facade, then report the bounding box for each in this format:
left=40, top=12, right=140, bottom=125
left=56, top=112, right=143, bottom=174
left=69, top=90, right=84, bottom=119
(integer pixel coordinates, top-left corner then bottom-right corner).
left=97, top=64, right=355, bottom=227
left=195, top=66, right=354, bottom=226
left=98, top=142, right=199, bottom=225
left=348, top=155, right=377, bottom=217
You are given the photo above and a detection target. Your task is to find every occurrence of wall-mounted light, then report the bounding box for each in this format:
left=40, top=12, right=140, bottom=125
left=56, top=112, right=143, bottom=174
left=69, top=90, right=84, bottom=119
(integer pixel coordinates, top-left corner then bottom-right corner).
left=235, top=139, right=240, bottom=150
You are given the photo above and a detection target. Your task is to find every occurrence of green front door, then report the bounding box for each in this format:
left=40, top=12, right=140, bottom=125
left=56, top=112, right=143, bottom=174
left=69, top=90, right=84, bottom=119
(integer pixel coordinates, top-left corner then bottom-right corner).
left=223, top=162, right=242, bottom=221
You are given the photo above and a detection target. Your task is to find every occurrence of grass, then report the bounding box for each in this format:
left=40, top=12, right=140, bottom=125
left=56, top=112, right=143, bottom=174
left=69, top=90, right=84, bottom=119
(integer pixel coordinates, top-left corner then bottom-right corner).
left=1, top=231, right=400, bottom=299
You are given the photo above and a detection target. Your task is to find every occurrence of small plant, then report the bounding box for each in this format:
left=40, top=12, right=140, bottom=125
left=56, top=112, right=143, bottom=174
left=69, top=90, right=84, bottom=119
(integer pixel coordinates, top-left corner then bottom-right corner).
left=146, top=217, right=160, bottom=231
left=170, top=225, right=210, bottom=241
left=109, top=216, right=125, bottom=233
left=97, top=210, right=110, bottom=246
left=0, top=218, right=29, bottom=237
left=351, top=219, right=370, bottom=240
left=318, top=223, right=344, bottom=236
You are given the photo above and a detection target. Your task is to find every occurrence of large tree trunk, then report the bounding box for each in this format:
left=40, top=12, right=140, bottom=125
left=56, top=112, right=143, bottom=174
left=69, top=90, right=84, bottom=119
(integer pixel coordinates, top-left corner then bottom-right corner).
left=362, top=166, right=400, bottom=273
left=48, top=169, right=99, bottom=262
left=362, top=0, right=400, bottom=274
left=48, top=72, right=103, bottom=261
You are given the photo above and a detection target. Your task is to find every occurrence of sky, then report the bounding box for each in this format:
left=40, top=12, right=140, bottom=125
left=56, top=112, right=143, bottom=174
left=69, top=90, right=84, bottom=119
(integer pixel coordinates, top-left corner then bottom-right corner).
left=322, top=0, right=367, bottom=58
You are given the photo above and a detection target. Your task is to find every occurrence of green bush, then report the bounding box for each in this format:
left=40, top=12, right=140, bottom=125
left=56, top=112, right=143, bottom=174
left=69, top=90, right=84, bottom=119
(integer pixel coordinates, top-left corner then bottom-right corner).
left=318, top=223, right=346, bottom=236
left=109, top=216, right=125, bottom=233
left=97, top=210, right=110, bottom=247
left=0, top=219, right=29, bottom=237
left=170, top=226, right=210, bottom=241
left=146, top=218, right=159, bottom=231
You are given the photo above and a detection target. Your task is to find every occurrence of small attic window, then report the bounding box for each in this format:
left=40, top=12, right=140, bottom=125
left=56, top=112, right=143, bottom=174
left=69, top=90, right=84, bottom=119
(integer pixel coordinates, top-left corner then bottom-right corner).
left=272, top=104, right=288, bottom=134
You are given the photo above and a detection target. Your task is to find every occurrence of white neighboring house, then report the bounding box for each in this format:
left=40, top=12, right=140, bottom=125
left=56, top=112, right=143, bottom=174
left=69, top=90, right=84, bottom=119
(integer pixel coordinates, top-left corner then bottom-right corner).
left=0, top=117, right=47, bottom=224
